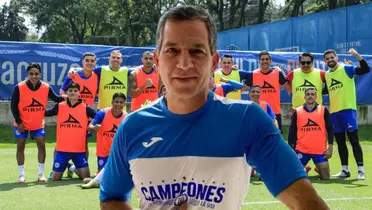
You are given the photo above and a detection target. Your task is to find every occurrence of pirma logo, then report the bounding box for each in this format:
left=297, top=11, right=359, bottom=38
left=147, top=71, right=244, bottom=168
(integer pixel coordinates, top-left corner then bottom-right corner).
left=23, top=98, right=45, bottom=112
left=60, top=114, right=82, bottom=129
left=301, top=118, right=321, bottom=131
left=328, top=78, right=343, bottom=91
left=104, top=77, right=126, bottom=90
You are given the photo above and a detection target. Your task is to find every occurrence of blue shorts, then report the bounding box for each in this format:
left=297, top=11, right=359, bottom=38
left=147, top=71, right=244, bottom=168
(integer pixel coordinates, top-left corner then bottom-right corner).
left=296, top=150, right=327, bottom=166
left=330, top=109, right=358, bottom=133
left=53, top=151, right=89, bottom=172
left=97, top=156, right=108, bottom=171
left=14, top=126, right=45, bottom=139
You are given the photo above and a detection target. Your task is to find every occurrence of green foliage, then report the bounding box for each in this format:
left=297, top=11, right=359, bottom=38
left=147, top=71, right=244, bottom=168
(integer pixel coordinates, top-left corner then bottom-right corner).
left=0, top=1, right=28, bottom=41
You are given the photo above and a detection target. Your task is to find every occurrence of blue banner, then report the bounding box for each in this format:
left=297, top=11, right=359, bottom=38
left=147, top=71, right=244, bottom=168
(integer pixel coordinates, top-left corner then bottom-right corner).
left=1, top=42, right=371, bottom=104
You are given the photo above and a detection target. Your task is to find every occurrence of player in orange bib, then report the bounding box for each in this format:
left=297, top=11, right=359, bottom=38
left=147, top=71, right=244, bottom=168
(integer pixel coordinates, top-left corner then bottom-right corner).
left=11, top=63, right=65, bottom=183
left=81, top=92, right=127, bottom=189
left=130, top=51, right=162, bottom=112
left=209, top=75, right=246, bottom=97
left=288, top=88, right=334, bottom=180
left=45, top=82, right=96, bottom=181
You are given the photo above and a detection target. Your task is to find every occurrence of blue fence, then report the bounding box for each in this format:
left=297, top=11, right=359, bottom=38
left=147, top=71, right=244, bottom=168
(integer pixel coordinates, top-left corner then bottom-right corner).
left=218, top=3, right=372, bottom=54
left=1, top=41, right=372, bottom=104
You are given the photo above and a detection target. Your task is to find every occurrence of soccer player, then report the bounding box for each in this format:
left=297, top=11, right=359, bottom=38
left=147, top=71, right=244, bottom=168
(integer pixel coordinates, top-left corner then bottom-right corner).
left=286, top=52, right=326, bottom=110
left=45, top=82, right=96, bottom=181
left=209, top=76, right=245, bottom=97
left=324, top=48, right=370, bottom=180
left=160, top=84, right=167, bottom=96
left=243, top=50, right=287, bottom=132
left=249, top=84, right=279, bottom=129
left=81, top=92, right=127, bottom=189
left=100, top=5, right=328, bottom=210
left=288, top=88, right=334, bottom=180
left=11, top=63, right=65, bottom=183
left=130, top=51, right=162, bottom=112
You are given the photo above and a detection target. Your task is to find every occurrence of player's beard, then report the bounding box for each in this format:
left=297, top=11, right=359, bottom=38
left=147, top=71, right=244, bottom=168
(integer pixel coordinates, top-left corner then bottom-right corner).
left=327, top=61, right=337, bottom=68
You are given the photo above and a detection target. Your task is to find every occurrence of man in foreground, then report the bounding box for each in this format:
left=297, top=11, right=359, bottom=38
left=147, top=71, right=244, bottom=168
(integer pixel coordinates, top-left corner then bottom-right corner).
left=100, top=5, right=329, bottom=210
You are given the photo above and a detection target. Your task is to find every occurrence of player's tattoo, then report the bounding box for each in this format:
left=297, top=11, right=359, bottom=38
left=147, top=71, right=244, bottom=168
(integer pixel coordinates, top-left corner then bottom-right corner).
left=129, top=71, right=137, bottom=91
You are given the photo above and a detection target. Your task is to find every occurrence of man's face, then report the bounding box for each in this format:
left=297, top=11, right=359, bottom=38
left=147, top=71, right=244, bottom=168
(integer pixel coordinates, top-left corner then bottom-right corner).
left=142, top=54, right=154, bottom=68
left=305, top=89, right=317, bottom=104
left=324, top=53, right=338, bottom=68
left=109, top=52, right=123, bottom=67
left=67, top=88, right=80, bottom=101
left=28, top=68, right=41, bottom=84
left=249, top=87, right=261, bottom=101
left=82, top=55, right=96, bottom=71
left=155, top=19, right=219, bottom=100
left=299, top=56, right=313, bottom=72
left=259, top=55, right=271, bottom=69
left=112, top=97, right=126, bottom=110
left=220, top=57, right=233, bottom=72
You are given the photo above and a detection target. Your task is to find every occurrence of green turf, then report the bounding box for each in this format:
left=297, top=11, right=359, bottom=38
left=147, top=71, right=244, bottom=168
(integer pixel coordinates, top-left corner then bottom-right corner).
left=0, top=126, right=371, bottom=209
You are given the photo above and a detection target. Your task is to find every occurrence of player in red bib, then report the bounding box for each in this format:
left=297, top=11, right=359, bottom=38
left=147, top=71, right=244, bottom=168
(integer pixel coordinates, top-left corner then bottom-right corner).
left=45, top=82, right=96, bottom=181
left=288, top=88, right=334, bottom=180
left=11, top=63, right=65, bottom=183
left=81, top=92, right=127, bottom=189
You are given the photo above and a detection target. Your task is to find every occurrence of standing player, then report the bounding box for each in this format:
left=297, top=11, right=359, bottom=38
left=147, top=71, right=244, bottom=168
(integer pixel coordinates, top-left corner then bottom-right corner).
left=130, top=51, right=162, bottom=112
left=249, top=84, right=279, bottom=129
left=100, top=5, right=328, bottom=210
left=288, top=88, right=334, bottom=180
left=243, top=51, right=287, bottom=132
left=286, top=53, right=326, bottom=110
left=45, top=82, right=96, bottom=181
left=81, top=92, right=127, bottom=189
left=210, top=76, right=245, bottom=97
left=11, top=63, right=65, bottom=183
left=324, top=48, right=370, bottom=180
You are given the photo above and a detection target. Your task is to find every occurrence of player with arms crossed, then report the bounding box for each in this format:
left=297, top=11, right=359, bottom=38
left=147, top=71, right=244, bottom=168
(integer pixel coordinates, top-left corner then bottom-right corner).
left=45, top=82, right=96, bottom=181
left=81, top=92, right=128, bottom=189
left=100, top=5, right=329, bottom=210
left=288, top=88, right=334, bottom=180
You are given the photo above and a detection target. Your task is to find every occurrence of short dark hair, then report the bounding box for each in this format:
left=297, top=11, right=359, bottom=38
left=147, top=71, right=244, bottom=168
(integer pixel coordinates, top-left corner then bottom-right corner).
left=250, top=84, right=261, bottom=90
left=66, top=82, right=80, bottom=91
left=160, top=84, right=166, bottom=93
left=259, top=50, right=271, bottom=60
left=83, top=52, right=96, bottom=59
left=142, top=51, right=154, bottom=57
left=305, top=88, right=317, bottom=94
left=323, top=49, right=337, bottom=58
left=112, top=92, right=126, bottom=101
left=221, top=54, right=233, bottom=60
left=156, top=5, right=217, bottom=55
left=299, top=52, right=314, bottom=62
left=27, top=63, right=41, bottom=73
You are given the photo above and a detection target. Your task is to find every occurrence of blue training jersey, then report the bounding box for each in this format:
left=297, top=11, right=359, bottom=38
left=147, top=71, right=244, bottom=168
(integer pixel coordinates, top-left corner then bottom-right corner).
left=100, top=91, right=307, bottom=209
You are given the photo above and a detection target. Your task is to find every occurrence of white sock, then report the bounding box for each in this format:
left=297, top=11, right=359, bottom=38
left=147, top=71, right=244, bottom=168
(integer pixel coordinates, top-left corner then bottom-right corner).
left=93, top=168, right=105, bottom=183
left=38, top=163, right=45, bottom=175
left=18, top=165, right=25, bottom=176
left=358, top=166, right=364, bottom=173
left=342, top=165, right=349, bottom=172
left=69, top=165, right=76, bottom=172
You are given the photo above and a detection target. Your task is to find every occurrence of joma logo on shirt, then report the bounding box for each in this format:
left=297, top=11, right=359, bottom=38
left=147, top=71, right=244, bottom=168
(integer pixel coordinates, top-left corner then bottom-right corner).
left=328, top=79, right=343, bottom=91
left=300, top=118, right=321, bottom=132
left=140, top=181, right=226, bottom=205
left=60, top=114, right=83, bottom=129
left=23, top=98, right=45, bottom=112
left=104, top=77, right=126, bottom=90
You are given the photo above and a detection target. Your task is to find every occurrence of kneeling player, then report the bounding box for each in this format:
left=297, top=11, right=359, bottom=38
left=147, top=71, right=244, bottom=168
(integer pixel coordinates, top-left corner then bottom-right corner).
left=45, top=82, right=96, bottom=181
left=288, top=88, right=334, bottom=180
left=81, top=93, right=127, bottom=188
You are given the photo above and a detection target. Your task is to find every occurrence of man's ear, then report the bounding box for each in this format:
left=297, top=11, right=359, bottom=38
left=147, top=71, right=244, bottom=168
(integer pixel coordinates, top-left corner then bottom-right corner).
left=212, top=51, right=220, bottom=73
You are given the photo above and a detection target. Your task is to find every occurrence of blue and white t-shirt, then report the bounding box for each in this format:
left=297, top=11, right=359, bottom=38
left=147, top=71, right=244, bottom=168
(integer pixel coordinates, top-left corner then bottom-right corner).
left=100, top=92, right=307, bottom=209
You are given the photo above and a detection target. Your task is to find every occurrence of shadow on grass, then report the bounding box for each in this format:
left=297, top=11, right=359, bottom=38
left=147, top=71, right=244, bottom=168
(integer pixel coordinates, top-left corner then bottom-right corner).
left=309, top=175, right=369, bottom=187
left=0, top=178, right=84, bottom=191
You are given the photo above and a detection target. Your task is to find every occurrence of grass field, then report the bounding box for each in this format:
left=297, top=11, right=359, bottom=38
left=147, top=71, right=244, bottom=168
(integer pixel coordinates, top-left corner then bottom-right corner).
left=0, top=125, right=372, bottom=210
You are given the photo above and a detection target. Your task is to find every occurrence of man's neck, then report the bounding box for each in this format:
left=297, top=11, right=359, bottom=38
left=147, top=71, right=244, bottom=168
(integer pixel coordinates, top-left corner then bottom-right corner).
left=301, top=68, right=313, bottom=74
left=143, top=66, right=152, bottom=73
left=331, top=64, right=339, bottom=72
left=260, top=67, right=270, bottom=73
left=305, top=103, right=315, bottom=110
left=111, top=108, right=122, bottom=117
left=222, top=69, right=232, bottom=75
left=166, top=89, right=209, bottom=115
left=252, top=100, right=260, bottom=105
left=82, top=69, right=92, bottom=77
left=111, top=65, right=120, bottom=71
left=69, top=99, right=78, bottom=106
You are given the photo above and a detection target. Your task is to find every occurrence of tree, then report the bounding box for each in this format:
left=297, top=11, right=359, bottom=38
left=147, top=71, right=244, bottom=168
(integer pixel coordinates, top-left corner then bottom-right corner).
left=0, top=1, right=28, bottom=41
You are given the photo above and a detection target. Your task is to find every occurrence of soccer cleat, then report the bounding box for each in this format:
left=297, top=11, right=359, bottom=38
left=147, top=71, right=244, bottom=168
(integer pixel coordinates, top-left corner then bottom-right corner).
left=38, top=174, right=47, bottom=182
left=17, top=175, right=25, bottom=183
left=357, top=171, right=365, bottom=180
left=81, top=179, right=100, bottom=189
left=83, top=177, right=92, bottom=184
left=332, top=170, right=350, bottom=178
left=305, top=165, right=312, bottom=174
